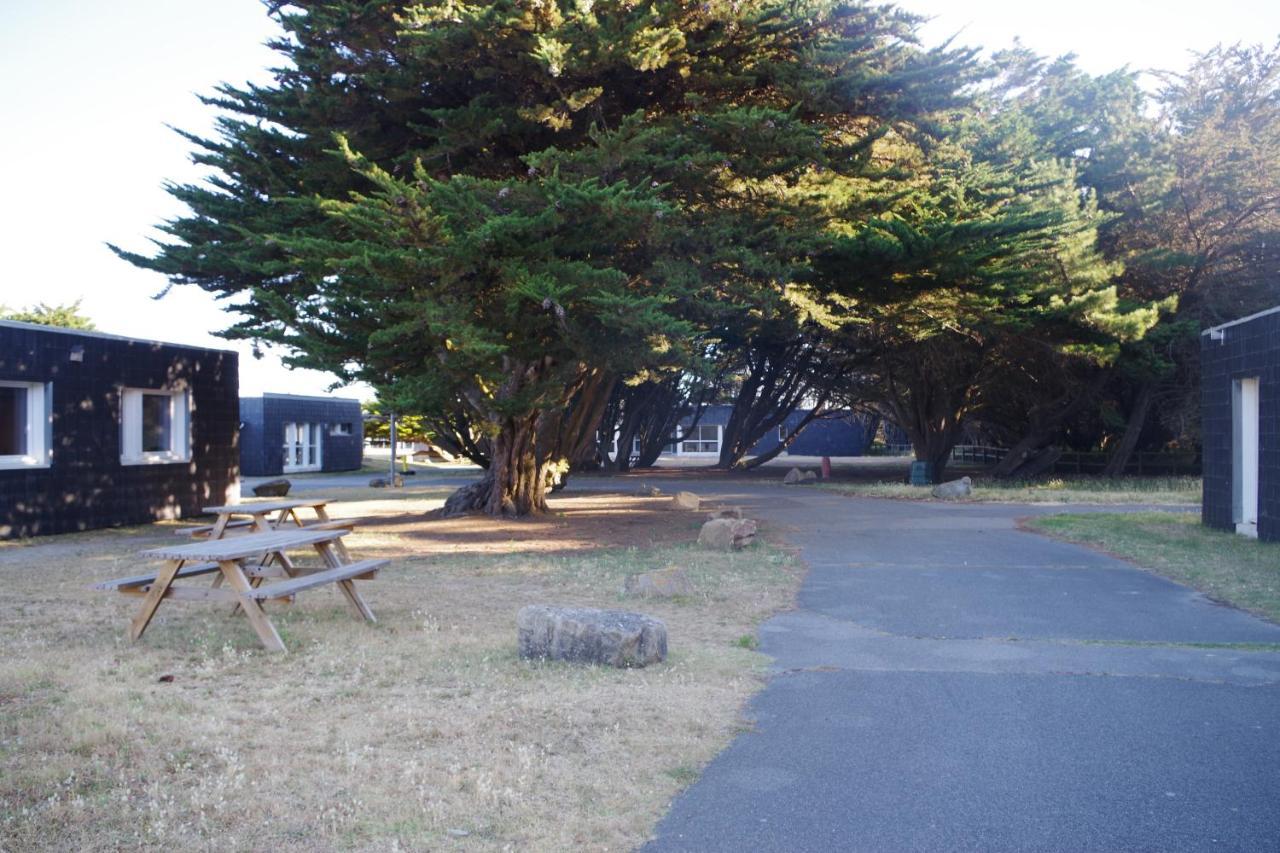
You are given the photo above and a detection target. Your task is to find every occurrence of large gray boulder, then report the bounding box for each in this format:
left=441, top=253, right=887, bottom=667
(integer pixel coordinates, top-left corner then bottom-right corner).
left=671, top=491, right=701, bottom=510
left=698, top=517, right=759, bottom=551
left=517, top=605, right=668, bottom=668
left=253, top=478, right=291, bottom=497
left=783, top=468, right=818, bottom=486
left=931, top=476, right=973, bottom=499
left=624, top=567, right=695, bottom=598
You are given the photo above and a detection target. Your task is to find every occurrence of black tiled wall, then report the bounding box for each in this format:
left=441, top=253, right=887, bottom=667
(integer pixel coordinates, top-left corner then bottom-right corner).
left=0, top=324, right=239, bottom=538
left=1201, top=310, right=1280, bottom=541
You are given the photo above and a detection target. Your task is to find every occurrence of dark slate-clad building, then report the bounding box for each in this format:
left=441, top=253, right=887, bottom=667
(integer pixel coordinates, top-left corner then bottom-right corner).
left=655, top=405, right=876, bottom=459
left=0, top=320, right=239, bottom=539
left=239, top=393, right=364, bottom=477
left=1201, top=307, right=1280, bottom=540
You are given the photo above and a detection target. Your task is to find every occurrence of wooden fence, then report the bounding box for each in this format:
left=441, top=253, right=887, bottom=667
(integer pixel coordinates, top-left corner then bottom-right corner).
left=947, top=445, right=1200, bottom=477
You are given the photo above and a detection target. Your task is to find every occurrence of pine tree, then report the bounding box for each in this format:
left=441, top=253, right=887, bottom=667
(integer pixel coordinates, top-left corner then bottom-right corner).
left=114, top=0, right=973, bottom=515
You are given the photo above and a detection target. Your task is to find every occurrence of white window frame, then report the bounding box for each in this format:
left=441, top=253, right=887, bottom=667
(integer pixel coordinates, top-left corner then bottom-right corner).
left=120, top=387, right=191, bottom=466
left=680, top=424, right=721, bottom=455
left=608, top=433, right=643, bottom=459
left=329, top=422, right=353, bottom=436
left=0, top=381, right=51, bottom=469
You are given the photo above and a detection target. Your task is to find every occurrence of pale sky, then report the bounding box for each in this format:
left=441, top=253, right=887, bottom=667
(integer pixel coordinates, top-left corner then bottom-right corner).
left=1, top=1, right=1277, bottom=401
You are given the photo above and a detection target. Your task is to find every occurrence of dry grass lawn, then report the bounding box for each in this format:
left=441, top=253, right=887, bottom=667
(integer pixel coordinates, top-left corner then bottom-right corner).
left=0, top=489, right=801, bottom=851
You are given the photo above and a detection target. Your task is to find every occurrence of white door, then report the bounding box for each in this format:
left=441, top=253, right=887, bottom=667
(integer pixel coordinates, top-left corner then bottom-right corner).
left=1234, top=377, right=1260, bottom=537
left=283, top=422, right=323, bottom=472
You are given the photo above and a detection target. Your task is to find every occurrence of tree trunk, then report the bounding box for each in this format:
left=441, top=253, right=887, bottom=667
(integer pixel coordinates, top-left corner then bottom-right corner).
left=441, top=413, right=551, bottom=518
left=1103, top=382, right=1155, bottom=478
left=912, top=432, right=955, bottom=484
left=989, top=374, right=1106, bottom=479
left=442, top=357, right=563, bottom=518
left=485, top=413, right=548, bottom=516
left=859, top=413, right=882, bottom=455
left=742, top=408, right=827, bottom=469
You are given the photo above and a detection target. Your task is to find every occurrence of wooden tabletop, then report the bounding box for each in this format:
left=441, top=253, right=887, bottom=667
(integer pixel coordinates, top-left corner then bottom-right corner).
left=201, top=498, right=332, bottom=516
left=140, top=528, right=346, bottom=562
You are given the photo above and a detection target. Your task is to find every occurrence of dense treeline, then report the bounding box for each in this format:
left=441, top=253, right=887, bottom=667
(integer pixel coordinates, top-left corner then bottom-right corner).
left=117, top=1, right=1280, bottom=514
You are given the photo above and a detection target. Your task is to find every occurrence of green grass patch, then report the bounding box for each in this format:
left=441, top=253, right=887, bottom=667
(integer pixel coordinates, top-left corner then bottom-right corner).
left=819, top=475, right=1201, bottom=505
left=1027, top=511, right=1280, bottom=623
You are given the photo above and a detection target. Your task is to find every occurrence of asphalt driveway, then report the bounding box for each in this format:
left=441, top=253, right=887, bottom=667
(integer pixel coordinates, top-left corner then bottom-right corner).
left=641, top=486, right=1280, bottom=852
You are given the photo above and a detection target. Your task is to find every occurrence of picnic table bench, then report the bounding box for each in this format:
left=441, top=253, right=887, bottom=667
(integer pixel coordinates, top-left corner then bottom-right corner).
left=94, top=527, right=387, bottom=653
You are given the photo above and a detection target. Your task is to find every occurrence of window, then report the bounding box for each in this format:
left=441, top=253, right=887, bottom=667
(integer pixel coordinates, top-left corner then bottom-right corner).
left=330, top=422, right=353, bottom=436
left=141, top=394, right=172, bottom=452
left=0, top=381, right=50, bottom=469
left=608, top=434, right=643, bottom=458
left=121, top=388, right=190, bottom=465
left=680, top=424, right=720, bottom=454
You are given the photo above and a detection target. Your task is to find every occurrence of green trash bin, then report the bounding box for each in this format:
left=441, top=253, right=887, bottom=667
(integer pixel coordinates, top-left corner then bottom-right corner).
left=909, top=461, right=934, bottom=486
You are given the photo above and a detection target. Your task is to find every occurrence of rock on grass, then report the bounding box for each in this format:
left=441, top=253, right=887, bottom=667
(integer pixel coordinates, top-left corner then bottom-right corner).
left=517, top=605, right=668, bottom=668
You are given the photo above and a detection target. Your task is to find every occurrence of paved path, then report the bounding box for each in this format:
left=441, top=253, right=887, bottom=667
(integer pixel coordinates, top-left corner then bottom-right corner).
left=640, top=484, right=1280, bottom=852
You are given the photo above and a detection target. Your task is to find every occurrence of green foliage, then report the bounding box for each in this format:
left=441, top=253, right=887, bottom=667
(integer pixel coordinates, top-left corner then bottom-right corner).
left=803, top=90, right=1165, bottom=472
left=1, top=300, right=96, bottom=330
left=113, top=0, right=975, bottom=512
left=360, top=401, right=430, bottom=443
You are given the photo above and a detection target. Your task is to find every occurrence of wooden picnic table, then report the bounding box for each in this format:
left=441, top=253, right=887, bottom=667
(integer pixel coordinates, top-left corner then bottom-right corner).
left=95, top=528, right=387, bottom=653
left=188, top=498, right=342, bottom=539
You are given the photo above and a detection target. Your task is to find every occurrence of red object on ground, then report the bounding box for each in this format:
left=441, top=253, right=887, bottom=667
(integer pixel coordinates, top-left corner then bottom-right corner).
left=821, top=456, right=832, bottom=479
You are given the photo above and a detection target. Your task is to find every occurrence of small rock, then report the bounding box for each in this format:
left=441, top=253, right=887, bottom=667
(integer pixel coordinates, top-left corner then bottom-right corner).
left=698, top=518, right=758, bottom=550
left=637, top=483, right=662, bottom=497
left=801, top=470, right=818, bottom=482
left=624, top=567, right=695, bottom=598
left=931, top=476, right=973, bottom=499
left=517, top=605, right=667, bottom=667
left=672, top=491, right=701, bottom=510
left=392, top=475, right=405, bottom=488
left=707, top=506, right=744, bottom=520
left=783, top=467, right=804, bottom=485
left=253, top=478, right=291, bottom=497
left=368, top=477, right=389, bottom=488
left=157, top=674, right=175, bottom=683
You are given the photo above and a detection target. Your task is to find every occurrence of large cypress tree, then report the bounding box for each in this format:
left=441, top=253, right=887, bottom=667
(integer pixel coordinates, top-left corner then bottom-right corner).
left=115, top=0, right=972, bottom=515
left=810, top=122, right=1165, bottom=480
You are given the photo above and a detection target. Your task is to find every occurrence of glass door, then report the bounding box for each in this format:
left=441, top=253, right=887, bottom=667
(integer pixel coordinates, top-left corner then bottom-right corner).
left=283, top=422, right=323, bottom=472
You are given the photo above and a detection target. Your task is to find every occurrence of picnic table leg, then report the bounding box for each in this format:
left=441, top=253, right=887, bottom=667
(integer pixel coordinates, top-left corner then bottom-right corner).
left=211, top=513, right=273, bottom=611
left=218, top=559, right=286, bottom=653
left=209, top=512, right=256, bottom=594
left=316, top=541, right=376, bottom=624
left=129, top=559, right=184, bottom=641
left=226, top=552, right=282, bottom=617
left=313, top=505, right=354, bottom=561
